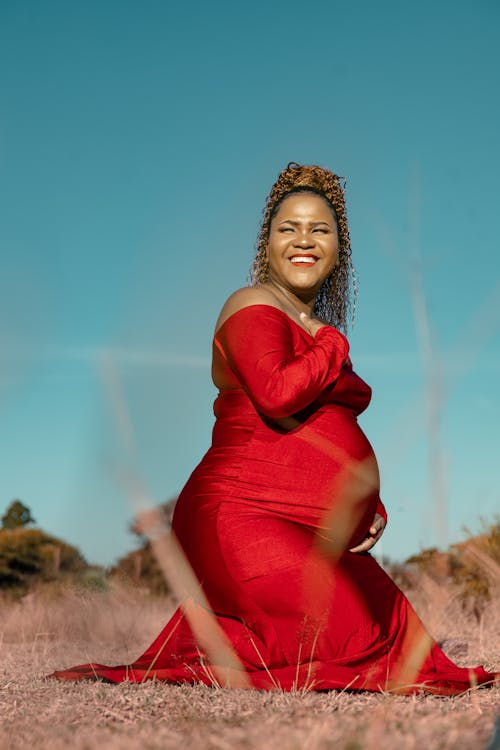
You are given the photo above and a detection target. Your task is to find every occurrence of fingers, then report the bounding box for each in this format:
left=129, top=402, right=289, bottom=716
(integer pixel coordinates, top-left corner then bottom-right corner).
left=349, top=536, right=376, bottom=554
left=350, top=514, right=386, bottom=554
left=369, top=513, right=386, bottom=537
left=350, top=534, right=376, bottom=553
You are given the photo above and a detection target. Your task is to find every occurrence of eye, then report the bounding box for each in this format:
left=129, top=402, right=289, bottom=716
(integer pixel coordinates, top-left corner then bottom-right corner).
left=313, top=228, right=329, bottom=234
left=279, top=227, right=294, bottom=233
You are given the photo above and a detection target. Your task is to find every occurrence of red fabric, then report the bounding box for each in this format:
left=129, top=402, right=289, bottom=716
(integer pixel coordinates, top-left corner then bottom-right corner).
left=50, top=305, right=498, bottom=694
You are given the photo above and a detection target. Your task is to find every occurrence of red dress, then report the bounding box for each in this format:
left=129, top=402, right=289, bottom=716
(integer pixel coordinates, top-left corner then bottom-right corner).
left=51, top=305, right=498, bottom=694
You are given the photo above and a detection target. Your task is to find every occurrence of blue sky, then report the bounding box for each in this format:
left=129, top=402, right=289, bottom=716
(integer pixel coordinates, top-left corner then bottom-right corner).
left=1, top=0, right=499, bottom=566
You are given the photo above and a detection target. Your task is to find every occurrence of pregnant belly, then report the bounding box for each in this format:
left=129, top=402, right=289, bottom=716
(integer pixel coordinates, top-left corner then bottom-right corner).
left=247, top=407, right=379, bottom=540
left=176, top=406, right=380, bottom=545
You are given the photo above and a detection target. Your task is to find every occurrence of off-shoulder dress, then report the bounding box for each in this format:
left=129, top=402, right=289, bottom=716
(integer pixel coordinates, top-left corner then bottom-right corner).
left=51, top=305, right=498, bottom=694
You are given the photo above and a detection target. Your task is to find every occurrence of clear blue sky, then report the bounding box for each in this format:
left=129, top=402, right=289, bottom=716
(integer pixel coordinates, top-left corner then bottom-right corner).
left=1, top=0, right=499, bottom=566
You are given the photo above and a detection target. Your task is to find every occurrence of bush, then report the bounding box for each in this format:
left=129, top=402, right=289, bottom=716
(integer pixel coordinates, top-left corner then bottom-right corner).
left=1, top=499, right=36, bottom=529
left=400, top=516, right=500, bottom=611
left=0, top=527, right=87, bottom=594
left=448, top=516, right=500, bottom=604
left=110, top=542, right=170, bottom=596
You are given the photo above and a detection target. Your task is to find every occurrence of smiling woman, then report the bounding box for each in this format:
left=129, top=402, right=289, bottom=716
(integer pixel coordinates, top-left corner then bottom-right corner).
left=266, top=192, right=339, bottom=299
left=50, top=162, right=498, bottom=694
left=251, top=163, right=356, bottom=331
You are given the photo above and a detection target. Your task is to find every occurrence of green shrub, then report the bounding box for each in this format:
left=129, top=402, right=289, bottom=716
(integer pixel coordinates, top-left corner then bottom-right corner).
left=1, top=499, right=36, bottom=530
left=405, top=547, right=441, bottom=574
left=110, top=542, right=170, bottom=596
left=448, top=516, right=500, bottom=604
left=0, top=527, right=87, bottom=593
left=400, top=516, right=500, bottom=609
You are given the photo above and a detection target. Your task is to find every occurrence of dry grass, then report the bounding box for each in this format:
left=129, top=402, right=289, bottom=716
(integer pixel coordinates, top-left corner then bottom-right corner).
left=0, top=579, right=499, bottom=750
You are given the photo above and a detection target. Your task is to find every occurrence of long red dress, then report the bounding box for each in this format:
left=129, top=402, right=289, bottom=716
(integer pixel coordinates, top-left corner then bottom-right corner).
left=51, top=304, right=498, bottom=694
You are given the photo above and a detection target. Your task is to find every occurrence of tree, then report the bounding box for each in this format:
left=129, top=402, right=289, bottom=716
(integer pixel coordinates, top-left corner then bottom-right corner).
left=1, top=500, right=36, bottom=530
left=0, top=527, right=87, bottom=591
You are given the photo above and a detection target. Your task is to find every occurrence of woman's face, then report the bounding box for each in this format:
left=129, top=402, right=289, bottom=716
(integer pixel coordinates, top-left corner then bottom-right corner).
left=266, top=192, right=339, bottom=301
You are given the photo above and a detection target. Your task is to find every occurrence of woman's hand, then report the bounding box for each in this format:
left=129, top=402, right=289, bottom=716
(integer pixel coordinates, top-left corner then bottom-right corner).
left=349, top=513, right=386, bottom=554
left=299, top=311, right=327, bottom=337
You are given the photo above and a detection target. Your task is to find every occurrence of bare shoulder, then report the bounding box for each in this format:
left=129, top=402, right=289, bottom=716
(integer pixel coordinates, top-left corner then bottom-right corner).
left=214, top=286, right=283, bottom=332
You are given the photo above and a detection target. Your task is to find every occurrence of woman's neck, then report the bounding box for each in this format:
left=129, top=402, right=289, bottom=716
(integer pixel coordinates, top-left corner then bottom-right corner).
left=263, top=281, right=316, bottom=316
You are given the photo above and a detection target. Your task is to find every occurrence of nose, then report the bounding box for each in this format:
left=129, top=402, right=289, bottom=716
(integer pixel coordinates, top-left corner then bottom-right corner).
left=295, top=232, right=315, bottom=248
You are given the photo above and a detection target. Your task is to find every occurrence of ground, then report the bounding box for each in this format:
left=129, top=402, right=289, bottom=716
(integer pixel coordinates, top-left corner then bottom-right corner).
left=0, top=579, right=498, bottom=749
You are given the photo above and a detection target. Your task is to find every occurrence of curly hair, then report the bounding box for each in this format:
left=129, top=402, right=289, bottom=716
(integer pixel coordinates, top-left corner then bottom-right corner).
left=250, top=162, right=358, bottom=332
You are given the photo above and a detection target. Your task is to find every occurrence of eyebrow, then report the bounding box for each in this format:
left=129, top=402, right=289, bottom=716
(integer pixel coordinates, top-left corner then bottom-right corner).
left=278, top=220, right=331, bottom=227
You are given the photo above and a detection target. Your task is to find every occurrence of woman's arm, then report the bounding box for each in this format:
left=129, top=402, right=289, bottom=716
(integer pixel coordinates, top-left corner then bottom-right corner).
left=214, top=304, right=349, bottom=419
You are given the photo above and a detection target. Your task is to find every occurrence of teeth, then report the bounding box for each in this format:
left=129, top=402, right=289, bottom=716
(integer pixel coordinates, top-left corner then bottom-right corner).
left=290, top=256, right=316, bottom=264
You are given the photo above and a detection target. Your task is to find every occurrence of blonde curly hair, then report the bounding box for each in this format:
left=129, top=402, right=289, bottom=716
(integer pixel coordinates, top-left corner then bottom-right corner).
left=250, top=162, right=357, bottom=332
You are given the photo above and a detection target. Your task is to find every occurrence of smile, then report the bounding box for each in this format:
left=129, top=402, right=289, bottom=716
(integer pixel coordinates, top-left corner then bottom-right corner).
left=289, top=255, right=318, bottom=266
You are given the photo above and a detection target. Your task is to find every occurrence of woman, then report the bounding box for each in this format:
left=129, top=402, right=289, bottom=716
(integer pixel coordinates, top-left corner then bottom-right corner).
left=51, top=163, right=497, bottom=694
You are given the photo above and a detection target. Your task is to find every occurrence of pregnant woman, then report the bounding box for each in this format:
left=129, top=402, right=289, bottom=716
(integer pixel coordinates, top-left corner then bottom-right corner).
left=51, top=162, right=497, bottom=694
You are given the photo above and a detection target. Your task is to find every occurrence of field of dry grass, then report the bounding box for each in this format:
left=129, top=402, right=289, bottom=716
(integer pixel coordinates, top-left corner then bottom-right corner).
left=0, top=578, right=499, bottom=750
